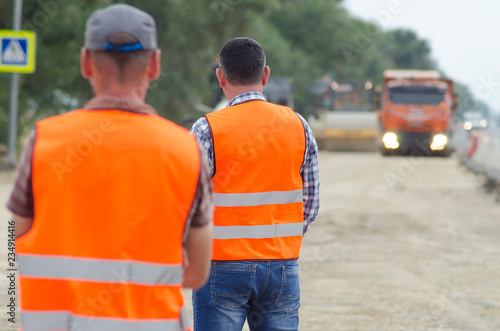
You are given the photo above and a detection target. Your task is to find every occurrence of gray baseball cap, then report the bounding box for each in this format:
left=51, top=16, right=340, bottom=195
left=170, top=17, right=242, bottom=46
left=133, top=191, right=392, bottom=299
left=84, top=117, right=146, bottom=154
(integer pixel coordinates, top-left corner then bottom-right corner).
left=84, top=4, right=157, bottom=52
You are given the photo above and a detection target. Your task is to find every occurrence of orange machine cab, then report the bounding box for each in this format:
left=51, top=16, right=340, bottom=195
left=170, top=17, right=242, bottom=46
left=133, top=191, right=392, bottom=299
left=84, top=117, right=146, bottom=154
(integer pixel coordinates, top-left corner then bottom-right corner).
left=378, top=70, right=457, bottom=156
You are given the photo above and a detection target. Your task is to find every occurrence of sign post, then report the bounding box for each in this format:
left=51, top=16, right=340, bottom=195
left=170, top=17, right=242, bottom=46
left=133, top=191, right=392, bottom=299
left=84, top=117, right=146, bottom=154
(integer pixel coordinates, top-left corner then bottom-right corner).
left=1, top=0, right=36, bottom=167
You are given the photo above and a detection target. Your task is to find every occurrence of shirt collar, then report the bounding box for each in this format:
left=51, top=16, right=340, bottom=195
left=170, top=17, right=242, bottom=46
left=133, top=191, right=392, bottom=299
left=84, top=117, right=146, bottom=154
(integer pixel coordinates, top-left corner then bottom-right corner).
left=227, top=91, right=266, bottom=107
left=83, top=96, right=157, bottom=115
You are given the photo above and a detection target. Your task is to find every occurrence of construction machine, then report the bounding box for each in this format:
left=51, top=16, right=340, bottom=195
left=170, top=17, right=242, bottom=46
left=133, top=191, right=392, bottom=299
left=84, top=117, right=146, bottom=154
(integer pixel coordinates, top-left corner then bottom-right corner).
left=308, top=76, right=378, bottom=151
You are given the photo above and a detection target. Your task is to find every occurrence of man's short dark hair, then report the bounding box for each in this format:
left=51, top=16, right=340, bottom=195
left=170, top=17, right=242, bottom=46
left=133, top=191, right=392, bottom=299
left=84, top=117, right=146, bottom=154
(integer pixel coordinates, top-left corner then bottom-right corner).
left=219, top=37, right=266, bottom=86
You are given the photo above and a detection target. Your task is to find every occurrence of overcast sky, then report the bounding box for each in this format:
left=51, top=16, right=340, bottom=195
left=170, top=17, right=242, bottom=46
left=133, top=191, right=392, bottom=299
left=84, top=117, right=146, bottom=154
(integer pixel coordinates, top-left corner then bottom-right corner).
left=342, top=0, right=500, bottom=114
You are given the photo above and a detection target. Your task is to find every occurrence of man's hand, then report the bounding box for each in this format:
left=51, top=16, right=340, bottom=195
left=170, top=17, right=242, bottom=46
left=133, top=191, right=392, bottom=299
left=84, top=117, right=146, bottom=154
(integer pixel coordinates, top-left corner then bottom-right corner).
left=13, top=214, right=34, bottom=238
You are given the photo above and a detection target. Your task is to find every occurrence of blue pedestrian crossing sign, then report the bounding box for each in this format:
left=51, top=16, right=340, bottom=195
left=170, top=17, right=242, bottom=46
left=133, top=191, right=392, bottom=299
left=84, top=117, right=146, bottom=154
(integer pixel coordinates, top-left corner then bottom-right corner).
left=0, top=30, right=36, bottom=73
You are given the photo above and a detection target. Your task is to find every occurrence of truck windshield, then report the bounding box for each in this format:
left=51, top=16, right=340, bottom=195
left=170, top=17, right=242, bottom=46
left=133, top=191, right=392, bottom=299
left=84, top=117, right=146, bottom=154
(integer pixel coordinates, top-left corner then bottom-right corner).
left=389, top=86, right=445, bottom=105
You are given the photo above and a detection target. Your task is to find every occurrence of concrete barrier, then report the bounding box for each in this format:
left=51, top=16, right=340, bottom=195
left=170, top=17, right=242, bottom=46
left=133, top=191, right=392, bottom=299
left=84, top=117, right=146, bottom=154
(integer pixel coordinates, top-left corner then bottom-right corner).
left=463, top=127, right=500, bottom=183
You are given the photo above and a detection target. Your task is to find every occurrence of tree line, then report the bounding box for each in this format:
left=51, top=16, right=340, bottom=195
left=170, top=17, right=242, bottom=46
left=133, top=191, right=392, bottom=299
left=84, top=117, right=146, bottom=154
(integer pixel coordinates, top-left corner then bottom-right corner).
left=0, top=0, right=487, bottom=148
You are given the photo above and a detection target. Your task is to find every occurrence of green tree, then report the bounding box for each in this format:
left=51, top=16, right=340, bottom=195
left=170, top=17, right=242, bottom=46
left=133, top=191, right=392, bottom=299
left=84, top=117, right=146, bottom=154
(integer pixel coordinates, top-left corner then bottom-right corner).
left=453, top=82, right=489, bottom=118
left=0, top=0, right=279, bottom=147
left=0, top=0, right=490, bottom=151
left=123, top=0, right=280, bottom=122
left=1, top=0, right=109, bottom=145
left=376, top=28, right=435, bottom=70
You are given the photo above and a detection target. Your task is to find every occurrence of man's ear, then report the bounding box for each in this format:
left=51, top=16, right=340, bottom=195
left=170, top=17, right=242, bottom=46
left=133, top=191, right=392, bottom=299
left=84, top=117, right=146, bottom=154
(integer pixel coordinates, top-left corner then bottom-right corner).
left=80, top=48, right=92, bottom=79
left=216, top=68, right=226, bottom=88
left=262, top=66, right=270, bottom=86
left=148, top=49, right=161, bottom=80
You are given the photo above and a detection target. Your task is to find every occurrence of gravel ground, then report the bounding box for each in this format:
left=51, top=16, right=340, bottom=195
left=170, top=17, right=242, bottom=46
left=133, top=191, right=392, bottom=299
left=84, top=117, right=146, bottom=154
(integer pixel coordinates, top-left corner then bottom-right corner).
left=1, top=151, right=500, bottom=330
left=296, top=151, right=500, bottom=331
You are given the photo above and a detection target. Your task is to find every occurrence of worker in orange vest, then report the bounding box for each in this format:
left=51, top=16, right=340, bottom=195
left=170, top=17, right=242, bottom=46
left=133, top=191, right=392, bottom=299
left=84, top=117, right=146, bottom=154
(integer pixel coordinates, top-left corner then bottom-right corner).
left=7, top=4, right=213, bottom=331
left=190, top=37, right=320, bottom=330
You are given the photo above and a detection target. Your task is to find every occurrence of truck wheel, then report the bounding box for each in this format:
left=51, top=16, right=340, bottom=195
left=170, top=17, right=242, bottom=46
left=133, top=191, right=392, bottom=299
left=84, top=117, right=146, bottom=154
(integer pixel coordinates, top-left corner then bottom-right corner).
left=440, top=148, right=452, bottom=157
left=434, top=148, right=451, bottom=157
left=381, top=148, right=395, bottom=156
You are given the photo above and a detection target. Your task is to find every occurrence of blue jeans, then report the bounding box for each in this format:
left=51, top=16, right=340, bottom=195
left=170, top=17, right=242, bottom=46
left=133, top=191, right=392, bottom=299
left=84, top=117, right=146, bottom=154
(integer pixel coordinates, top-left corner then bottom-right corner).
left=192, top=260, right=300, bottom=331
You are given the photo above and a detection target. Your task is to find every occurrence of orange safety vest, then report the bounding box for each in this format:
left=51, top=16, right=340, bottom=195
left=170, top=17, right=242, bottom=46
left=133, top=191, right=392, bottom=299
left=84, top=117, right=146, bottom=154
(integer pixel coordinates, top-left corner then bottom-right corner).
left=205, top=100, right=305, bottom=261
left=16, top=109, right=200, bottom=331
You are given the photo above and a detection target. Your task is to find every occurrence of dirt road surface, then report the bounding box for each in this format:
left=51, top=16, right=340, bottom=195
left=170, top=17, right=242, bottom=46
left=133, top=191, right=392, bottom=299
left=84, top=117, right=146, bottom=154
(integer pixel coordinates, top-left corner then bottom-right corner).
left=1, top=151, right=500, bottom=330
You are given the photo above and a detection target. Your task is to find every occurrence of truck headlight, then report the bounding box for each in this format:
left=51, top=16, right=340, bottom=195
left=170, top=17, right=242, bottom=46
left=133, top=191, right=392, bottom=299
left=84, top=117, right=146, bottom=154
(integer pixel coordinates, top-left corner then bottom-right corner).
left=430, top=134, right=448, bottom=150
left=382, top=132, right=399, bottom=149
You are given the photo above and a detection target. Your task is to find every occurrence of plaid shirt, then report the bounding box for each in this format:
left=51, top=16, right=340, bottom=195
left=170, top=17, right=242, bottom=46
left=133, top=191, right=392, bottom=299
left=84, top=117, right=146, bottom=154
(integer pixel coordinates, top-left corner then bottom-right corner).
left=191, top=91, right=320, bottom=234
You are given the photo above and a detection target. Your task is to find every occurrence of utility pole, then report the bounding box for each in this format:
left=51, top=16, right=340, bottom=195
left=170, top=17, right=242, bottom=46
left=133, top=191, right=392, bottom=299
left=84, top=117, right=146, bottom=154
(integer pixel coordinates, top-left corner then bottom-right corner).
left=4, top=0, right=23, bottom=167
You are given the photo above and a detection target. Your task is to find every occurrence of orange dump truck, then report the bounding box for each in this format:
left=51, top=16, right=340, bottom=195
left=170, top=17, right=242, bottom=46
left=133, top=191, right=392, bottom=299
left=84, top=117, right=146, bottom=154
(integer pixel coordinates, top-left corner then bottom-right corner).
left=378, top=70, right=457, bottom=156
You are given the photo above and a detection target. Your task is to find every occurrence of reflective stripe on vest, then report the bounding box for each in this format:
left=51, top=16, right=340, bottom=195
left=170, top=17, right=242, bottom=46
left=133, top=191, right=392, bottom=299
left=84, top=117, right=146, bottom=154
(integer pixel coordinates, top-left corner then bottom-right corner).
left=18, top=254, right=182, bottom=285
left=213, top=189, right=303, bottom=207
left=213, top=222, right=303, bottom=239
left=21, top=307, right=190, bottom=331
left=206, top=101, right=305, bottom=261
